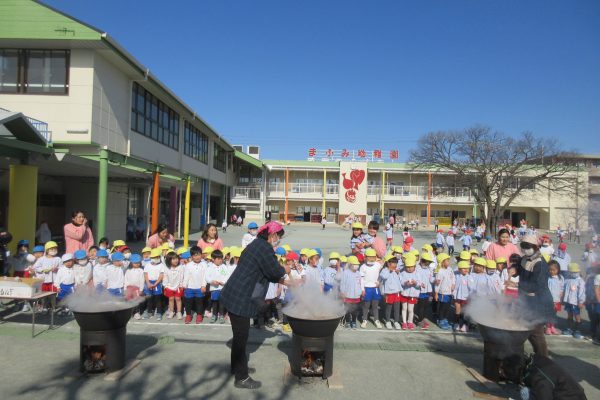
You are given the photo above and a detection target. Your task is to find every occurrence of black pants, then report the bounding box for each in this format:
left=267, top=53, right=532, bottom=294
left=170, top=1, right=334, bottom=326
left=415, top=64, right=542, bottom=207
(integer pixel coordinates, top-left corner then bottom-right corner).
left=528, top=324, right=548, bottom=357
left=414, top=297, right=429, bottom=324
left=146, top=294, right=163, bottom=315
left=211, top=300, right=225, bottom=317
left=345, top=302, right=359, bottom=323
left=229, top=313, right=250, bottom=380
left=184, top=296, right=205, bottom=316
left=385, top=302, right=400, bottom=322
left=438, top=301, right=451, bottom=321
left=586, top=304, right=599, bottom=340
left=448, top=246, right=454, bottom=255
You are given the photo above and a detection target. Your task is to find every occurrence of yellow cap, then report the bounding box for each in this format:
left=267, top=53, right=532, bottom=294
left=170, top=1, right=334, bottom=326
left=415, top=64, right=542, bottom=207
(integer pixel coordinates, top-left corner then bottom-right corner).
left=495, top=257, right=507, bottom=264
left=458, top=251, right=471, bottom=260
left=141, top=247, right=152, bottom=254
left=202, top=246, right=214, bottom=255
left=469, top=249, right=479, bottom=255
left=44, top=241, right=58, bottom=250
left=351, top=222, right=364, bottom=230
left=473, top=257, right=487, bottom=267
left=457, top=261, right=471, bottom=269
left=112, top=240, right=126, bottom=248
left=437, top=253, right=450, bottom=264
left=161, top=242, right=171, bottom=250
left=329, top=252, right=341, bottom=260
left=420, top=252, right=434, bottom=262
left=365, top=248, right=377, bottom=257
left=486, top=260, right=497, bottom=269
left=282, top=244, right=292, bottom=252
left=422, top=244, right=433, bottom=252
left=150, top=248, right=162, bottom=258
left=347, top=256, right=360, bottom=265
left=222, top=247, right=230, bottom=255
left=384, top=254, right=397, bottom=263
left=305, top=249, right=319, bottom=258
left=542, top=254, right=551, bottom=263
left=230, top=247, right=242, bottom=258
left=176, top=247, right=189, bottom=255
left=404, top=254, right=417, bottom=267
left=300, top=248, right=310, bottom=256
left=340, top=255, right=348, bottom=263
left=391, top=246, right=403, bottom=254
left=568, top=263, right=580, bottom=273
left=410, top=249, right=420, bottom=257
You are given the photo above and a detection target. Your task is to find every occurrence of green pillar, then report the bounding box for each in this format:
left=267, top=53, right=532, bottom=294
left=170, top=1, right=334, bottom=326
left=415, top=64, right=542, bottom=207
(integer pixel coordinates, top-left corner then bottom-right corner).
left=96, top=148, right=108, bottom=240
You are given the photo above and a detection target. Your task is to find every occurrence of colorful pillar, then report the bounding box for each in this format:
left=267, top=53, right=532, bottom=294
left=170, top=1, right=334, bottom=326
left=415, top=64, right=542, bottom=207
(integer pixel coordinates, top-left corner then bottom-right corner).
left=183, top=177, right=191, bottom=248
left=427, top=171, right=432, bottom=226
left=169, top=186, right=177, bottom=234
left=284, top=168, right=289, bottom=223
left=322, top=169, right=327, bottom=217
left=96, top=149, right=108, bottom=240
left=151, top=170, right=160, bottom=234
left=8, top=165, right=38, bottom=254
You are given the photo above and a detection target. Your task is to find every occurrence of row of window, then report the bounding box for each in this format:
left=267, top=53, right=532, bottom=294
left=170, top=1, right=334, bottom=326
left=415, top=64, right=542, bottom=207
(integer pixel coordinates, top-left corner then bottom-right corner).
left=0, top=49, right=69, bottom=94
left=183, top=121, right=208, bottom=163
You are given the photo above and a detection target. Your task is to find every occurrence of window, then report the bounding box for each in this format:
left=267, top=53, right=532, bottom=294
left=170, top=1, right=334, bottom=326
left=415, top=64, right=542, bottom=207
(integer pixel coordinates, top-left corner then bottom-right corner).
left=213, top=143, right=227, bottom=172
left=0, top=49, right=69, bottom=94
left=131, top=82, right=179, bottom=149
left=183, top=121, right=208, bottom=163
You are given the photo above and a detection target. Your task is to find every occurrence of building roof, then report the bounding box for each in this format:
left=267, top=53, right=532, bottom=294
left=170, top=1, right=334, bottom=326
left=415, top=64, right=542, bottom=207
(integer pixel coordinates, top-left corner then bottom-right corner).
left=0, top=0, right=234, bottom=151
left=234, top=150, right=264, bottom=169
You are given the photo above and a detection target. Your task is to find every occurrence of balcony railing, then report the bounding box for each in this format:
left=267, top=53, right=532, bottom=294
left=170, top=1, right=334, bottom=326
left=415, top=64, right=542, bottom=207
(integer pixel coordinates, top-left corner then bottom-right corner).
left=268, top=182, right=339, bottom=195
left=0, top=107, right=51, bottom=142
left=232, top=186, right=261, bottom=200
left=367, top=185, right=474, bottom=200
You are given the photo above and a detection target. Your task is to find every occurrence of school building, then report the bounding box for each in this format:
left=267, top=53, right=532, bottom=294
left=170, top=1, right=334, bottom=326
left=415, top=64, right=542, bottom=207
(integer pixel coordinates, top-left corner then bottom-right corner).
left=0, top=0, right=235, bottom=251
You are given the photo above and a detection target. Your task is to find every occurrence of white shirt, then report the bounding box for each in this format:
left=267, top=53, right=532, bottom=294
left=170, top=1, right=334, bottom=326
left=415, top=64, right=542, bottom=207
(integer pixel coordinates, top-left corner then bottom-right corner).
left=34, top=256, right=61, bottom=283
left=73, top=263, right=92, bottom=286
left=106, top=264, right=125, bottom=290
left=206, top=263, right=230, bottom=291
left=54, top=266, right=75, bottom=287
left=183, top=261, right=207, bottom=289
left=124, top=267, right=145, bottom=289
left=163, top=266, right=184, bottom=290
left=242, top=233, right=256, bottom=248
left=144, top=262, right=165, bottom=281
left=93, top=263, right=109, bottom=287
left=360, top=262, right=382, bottom=288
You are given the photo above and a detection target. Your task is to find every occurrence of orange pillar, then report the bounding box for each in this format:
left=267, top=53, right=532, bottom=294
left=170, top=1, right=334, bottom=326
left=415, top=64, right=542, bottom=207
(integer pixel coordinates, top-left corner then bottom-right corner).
left=151, top=171, right=160, bottom=233
left=284, top=167, right=289, bottom=223
left=427, top=171, right=432, bottom=226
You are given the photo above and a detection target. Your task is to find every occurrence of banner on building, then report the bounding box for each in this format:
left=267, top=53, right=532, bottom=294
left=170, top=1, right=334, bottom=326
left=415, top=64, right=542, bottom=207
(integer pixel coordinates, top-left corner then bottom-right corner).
left=338, top=161, right=368, bottom=219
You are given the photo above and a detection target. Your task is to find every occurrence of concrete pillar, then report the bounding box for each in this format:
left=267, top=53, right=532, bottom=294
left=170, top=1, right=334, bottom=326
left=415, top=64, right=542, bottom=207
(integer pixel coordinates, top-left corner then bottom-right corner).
left=169, top=186, right=177, bottom=234
left=96, top=149, right=108, bottom=240
left=8, top=164, right=38, bottom=253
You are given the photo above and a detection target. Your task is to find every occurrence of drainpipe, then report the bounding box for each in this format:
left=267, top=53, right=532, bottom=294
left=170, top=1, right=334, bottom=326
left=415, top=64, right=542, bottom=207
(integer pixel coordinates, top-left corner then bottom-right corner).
left=96, top=148, right=109, bottom=239
left=151, top=168, right=161, bottom=234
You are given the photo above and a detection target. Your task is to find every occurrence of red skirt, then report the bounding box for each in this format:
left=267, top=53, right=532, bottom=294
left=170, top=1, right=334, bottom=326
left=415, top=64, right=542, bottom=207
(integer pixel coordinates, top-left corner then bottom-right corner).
left=554, top=302, right=562, bottom=312
left=504, top=289, right=519, bottom=299
left=344, top=298, right=361, bottom=304
left=385, top=293, right=402, bottom=304
left=164, top=287, right=183, bottom=298
left=399, top=294, right=418, bottom=304
left=125, top=286, right=141, bottom=301
left=41, top=282, right=57, bottom=292
left=454, top=299, right=468, bottom=305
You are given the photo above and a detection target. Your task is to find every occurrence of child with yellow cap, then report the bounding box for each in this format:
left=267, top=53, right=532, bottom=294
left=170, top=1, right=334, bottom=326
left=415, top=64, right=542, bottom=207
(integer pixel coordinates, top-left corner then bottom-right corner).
left=340, top=256, right=363, bottom=329
left=434, top=253, right=455, bottom=330
left=470, top=257, right=488, bottom=296
left=414, top=251, right=435, bottom=330
left=324, top=252, right=342, bottom=293
left=453, top=261, right=474, bottom=332
left=360, top=248, right=383, bottom=329
left=562, top=263, right=586, bottom=339
left=485, top=260, right=503, bottom=295
left=143, top=248, right=165, bottom=320
left=399, top=254, right=420, bottom=330
left=380, top=255, right=402, bottom=329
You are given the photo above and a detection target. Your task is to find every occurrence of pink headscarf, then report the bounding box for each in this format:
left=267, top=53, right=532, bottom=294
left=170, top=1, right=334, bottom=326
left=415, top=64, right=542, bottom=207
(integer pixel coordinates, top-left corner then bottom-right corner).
left=257, top=221, right=284, bottom=235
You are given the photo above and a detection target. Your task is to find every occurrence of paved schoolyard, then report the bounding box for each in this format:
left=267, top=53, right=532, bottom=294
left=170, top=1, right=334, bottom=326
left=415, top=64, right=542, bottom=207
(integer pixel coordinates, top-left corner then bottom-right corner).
left=0, top=223, right=598, bottom=400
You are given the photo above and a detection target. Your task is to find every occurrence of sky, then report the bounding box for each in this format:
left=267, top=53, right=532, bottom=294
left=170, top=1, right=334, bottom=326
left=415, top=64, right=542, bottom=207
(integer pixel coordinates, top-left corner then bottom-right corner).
left=46, top=0, right=600, bottom=160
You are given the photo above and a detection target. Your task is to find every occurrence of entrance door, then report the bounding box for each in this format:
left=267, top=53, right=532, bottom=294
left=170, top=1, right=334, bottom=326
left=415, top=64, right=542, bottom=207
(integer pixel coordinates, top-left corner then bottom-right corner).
left=512, top=212, right=526, bottom=228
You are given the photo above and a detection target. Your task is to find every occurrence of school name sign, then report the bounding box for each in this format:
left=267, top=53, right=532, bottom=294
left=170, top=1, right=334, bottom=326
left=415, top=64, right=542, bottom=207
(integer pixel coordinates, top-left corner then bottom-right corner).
left=307, top=148, right=399, bottom=162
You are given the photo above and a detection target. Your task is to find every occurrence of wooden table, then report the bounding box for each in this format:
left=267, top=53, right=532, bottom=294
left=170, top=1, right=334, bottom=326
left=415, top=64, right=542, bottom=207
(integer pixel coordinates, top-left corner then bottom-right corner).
left=0, top=291, right=57, bottom=337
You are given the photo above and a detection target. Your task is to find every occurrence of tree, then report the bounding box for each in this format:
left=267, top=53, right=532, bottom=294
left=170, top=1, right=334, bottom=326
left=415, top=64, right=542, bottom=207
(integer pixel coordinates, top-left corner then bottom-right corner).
left=409, top=126, right=581, bottom=236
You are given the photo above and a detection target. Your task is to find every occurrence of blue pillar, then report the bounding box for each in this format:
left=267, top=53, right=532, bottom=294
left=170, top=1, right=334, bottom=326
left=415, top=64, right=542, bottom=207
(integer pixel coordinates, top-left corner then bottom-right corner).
left=201, top=179, right=209, bottom=227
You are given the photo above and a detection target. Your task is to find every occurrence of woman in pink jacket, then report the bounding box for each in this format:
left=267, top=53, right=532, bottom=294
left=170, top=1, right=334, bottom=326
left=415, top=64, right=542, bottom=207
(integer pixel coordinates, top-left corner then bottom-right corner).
left=146, top=224, right=175, bottom=249
left=197, top=223, right=224, bottom=251
left=64, top=211, right=95, bottom=254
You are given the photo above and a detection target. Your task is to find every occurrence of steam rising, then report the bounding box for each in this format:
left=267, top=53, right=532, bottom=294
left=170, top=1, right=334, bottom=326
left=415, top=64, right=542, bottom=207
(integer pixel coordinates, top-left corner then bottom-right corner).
left=66, top=287, right=142, bottom=313
left=464, top=294, right=543, bottom=331
left=283, top=281, right=345, bottom=320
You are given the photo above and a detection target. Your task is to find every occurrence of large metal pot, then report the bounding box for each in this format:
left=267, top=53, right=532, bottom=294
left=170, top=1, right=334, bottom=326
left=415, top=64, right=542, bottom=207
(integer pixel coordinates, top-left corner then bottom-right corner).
left=73, top=307, right=134, bottom=331
left=285, top=315, right=342, bottom=337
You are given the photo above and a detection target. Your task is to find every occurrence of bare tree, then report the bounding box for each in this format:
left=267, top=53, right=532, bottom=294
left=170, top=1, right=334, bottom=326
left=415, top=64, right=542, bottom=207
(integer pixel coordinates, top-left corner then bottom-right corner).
left=409, top=125, right=581, bottom=235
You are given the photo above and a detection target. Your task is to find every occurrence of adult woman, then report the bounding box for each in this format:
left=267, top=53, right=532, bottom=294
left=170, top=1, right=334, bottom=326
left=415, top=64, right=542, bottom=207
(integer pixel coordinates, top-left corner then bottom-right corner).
left=146, top=224, right=174, bottom=249
left=517, top=235, right=555, bottom=357
left=197, top=223, right=224, bottom=251
left=64, top=211, right=94, bottom=254
left=485, top=228, right=520, bottom=261
left=220, top=221, right=291, bottom=389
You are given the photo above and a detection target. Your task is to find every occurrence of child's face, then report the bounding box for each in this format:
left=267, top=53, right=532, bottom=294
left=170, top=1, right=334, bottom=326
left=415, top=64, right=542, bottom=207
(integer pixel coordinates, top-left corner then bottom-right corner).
left=459, top=268, right=468, bottom=275
left=352, top=228, right=362, bottom=236
left=192, top=253, right=202, bottom=263
left=441, top=260, right=449, bottom=269
left=350, top=263, right=359, bottom=271
left=286, top=260, right=294, bottom=269
left=213, top=257, right=223, bottom=266
left=549, top=266, right=559, bottom=277
left=98, top=256, right=109, bottom=264
left=33, top=251, right=43, bottom=259
left=486, top=268, right=495, bottom=275
left=233, top=256, right=239, bottom=264
left=132, top=262, right=141, bottom=268
left=309, top=256, right=318, bottom=266
left=508, top=267, right=517, bottom=277
left=474, top=265, right=484, bottom=273
left=368, top=228, right=377, bottom=236
left=142, top=251, right=150, bottom=259
left=387, top=262, right=398, bottom=271
left=366, top=256, right=376, bottom=264
left=420, top=261, right=431, bottom=269
left=112, top=260, right=123, bottom=268
left=301, top=255, right=307, bottom=263
left=64, top=260, right=74, bottom=268
left=88, top=248, right=97, bottom=258
left=497, top=263, right=506, bottom=271
left=405, top=265, right=415, bottom=273
left=170, top=257, right=180, bottom=267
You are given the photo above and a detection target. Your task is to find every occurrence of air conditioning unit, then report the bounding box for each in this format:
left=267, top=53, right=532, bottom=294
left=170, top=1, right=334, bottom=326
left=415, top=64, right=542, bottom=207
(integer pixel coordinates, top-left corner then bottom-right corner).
left=247, top=145, right=260, bottom=159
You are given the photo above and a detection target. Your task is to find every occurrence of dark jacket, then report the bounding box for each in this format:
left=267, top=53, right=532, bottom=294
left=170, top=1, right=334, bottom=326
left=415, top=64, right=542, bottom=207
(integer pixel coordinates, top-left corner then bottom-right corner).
left=524, top=354, right=587, bottom=400
left=220, top=237, right=285, bottom=318
left=518, top=254, right=555, bottom=322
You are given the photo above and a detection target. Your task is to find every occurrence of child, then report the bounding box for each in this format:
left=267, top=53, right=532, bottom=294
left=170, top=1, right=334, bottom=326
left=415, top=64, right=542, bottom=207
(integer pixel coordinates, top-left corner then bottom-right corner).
left=402, top=235, right=415, bottom=253
left=504, top=265, right=519, bottom=299
left=182, top=246, right=207, bottom=324
left=299, top=248, right=310, bottom=267
left=496, top=257, right=508, bottom=280
left=143, top=248, right=165, bottom=320
left=87, top=246, right=98, bottom=267
left=562, top=263, right=586, bottom=339
left=241, top=222, right=258, bottom=248
left=481, top=236, right=493, bottom=254
left=485, top=260, right=503, bottom=295
left=460, top=232, right=473, bottom=251
left=98, top=237, right=110, bottom=251
left=258, top=282, right=280, bottom=328
left=73, top=250, right=92, bottom=288
left=162, top=252, right=184, bottom=320
left=434, top=253, right=455, bottom=330
left=436, top=230, right=445, bottom=250
left=321, top=215, right=327, bottom=230
left=323, top=252, right=341, bottom=293
left=547, top=260, right=564, bottom=335
left=453, top=261, right=473, bottom=332
left=414, top=251, right=434, bottom=330
left=470, top=257, right=488, bottom=297
left=360, top=248, right=383, bottom=329
left=399, top=254, right=420, bottom=330
left=106, top=252, right=125, bottom=297
left=10, top=239, right=30, bottom=277
left=206, top=250, right=228, bottom=323
left=350, top=222, right=369, bottom=257
left=384, top=224, right=394, bottom=249
left=125, top=254, right=145, bottom=319
left=141, top=247, right=152, bottom=267
left=304, top=249, right=324, bottom=288
left=34, top=241, right=61, bottom=294
left=54, top=253, right=76, bottom=306
left=93, top=249, right=110, bottom=291
left=446, top=232, right=455, bottom=256
left=380, top=255, right=402, bottom=329
left=340, top=256, right=363, bottom=329
left=221, top=219, right=228, bottom=233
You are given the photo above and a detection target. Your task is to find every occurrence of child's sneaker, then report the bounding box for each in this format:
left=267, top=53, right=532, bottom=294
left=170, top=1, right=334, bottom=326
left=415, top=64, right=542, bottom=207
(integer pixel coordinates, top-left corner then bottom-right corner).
left=351, top=322, right=357, bottom=330
left=374, top=320, right=383, bottom=329
left=385, top=321, right=393, bottom=329
left=133, top=312, right=141, bottom=320
left=420, top=321, right=430, bottom=330
left=360, top=320, right=368, bottom=329
left=156, top=313, right=162, bottom=321
left=394, top=322, right=401, bottom=330
left=460, top=324, right=468, bottom=333
left=551, top=326, right=561, bottom=335
left=196, top=315, right=203, bottom=324
left=401, top=322, right=408, bottom=330
left=453, top=323, right=460, bottom=332
left=142, top=311, right=149, bottom=320
left=408, top=322, right=415, bottom=330
left=573, top=331, right=583, bottom=339
left=562, top=328, right=573, bottom=336
left=185, top=315, right=192, bottom=324
left=544, top=326, right=552, bottom=335
left=219, top=316, right=225, bottom=324
left=345, top=322, right=352, bottom=329
left=210, top=315, right=218, bottom=323
left=176, top=312, right=183, bottom=320
left=166, top=310, right=174, bottom=319
left=21, top=303, right=31, bottom=312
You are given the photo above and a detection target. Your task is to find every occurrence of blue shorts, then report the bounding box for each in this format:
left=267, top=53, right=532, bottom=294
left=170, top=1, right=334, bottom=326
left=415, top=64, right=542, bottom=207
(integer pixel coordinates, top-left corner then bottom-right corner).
left=144, top=280, right=163, bottom=296
left=57, top=283, right=75, bottom=301
left=323, top=283, right=333, bottom=293
left=211, top=290, right=221, bottom=301
left=564, top=303, right=581, bottom=315
left=108, top=288, right=123, bottom=297
left=595, top=304, right=600, bottom=314
left=419, top=293, right=431, bottom=299
left=438, top=294, right=453, bottom=303
left=184, top=288, right=204, bottom=298
left=363, top=287, right=381, bottom=302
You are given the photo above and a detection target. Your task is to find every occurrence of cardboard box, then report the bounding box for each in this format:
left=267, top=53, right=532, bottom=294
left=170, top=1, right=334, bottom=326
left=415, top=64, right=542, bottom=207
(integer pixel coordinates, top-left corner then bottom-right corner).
left=0, top=277, right=44, bottom=298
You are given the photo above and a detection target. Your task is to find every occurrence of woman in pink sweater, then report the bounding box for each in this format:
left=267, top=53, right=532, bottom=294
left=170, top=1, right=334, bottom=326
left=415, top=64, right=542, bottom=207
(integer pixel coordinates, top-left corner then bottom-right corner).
left=197, top=223, right=224, bottom=250
left=485, top=228, right=521, bottom=261
left=146, top=224, right=175, bottom=249
left=64, top=211, right=95, bottom=254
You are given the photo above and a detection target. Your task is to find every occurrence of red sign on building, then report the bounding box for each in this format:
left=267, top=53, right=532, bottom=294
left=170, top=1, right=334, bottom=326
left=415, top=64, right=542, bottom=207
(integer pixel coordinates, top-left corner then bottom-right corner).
left=357, top=149, right=366, bottom=158
left=373, top=149, right=382, bottom=159
left=308, top=148, right=317, bottom=157
left=341, top=149, right=350, bottom=158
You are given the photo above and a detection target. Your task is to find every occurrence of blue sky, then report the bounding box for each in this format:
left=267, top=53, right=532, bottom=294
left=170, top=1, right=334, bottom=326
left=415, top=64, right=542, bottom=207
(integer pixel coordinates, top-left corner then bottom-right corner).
left=47, top=0, right=600, bottom=160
